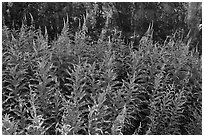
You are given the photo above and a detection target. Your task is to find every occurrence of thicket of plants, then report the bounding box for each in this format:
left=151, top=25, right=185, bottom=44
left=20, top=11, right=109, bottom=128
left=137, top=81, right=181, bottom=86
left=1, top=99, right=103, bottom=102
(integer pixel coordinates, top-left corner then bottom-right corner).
left=2, top=8, right=202, bottom=134
left=3, top=2, right=202, bottom=51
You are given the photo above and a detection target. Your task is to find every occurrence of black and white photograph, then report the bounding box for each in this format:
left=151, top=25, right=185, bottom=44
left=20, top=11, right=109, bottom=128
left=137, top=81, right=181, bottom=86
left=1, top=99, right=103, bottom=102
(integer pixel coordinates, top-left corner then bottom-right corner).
left=2, top=1, right=202, bottom=135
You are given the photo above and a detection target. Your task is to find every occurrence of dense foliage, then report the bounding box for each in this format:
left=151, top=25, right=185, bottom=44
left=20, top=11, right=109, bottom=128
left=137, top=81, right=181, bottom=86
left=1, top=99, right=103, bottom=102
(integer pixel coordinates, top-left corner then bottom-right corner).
left=2, top=2, right=202, bottom=53
left=2, top=2, right=202, bottom=135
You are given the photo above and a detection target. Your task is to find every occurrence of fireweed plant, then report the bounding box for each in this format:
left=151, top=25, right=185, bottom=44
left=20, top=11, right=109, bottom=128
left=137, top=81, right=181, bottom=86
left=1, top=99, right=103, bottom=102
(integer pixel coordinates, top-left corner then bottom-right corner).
left=2, top=18, right=202, bottom=135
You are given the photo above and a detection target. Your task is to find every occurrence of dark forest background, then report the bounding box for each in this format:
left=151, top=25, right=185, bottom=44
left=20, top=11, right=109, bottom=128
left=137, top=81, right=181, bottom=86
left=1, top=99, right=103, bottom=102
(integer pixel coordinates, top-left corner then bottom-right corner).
left=2, top=2, right=202, bottom=53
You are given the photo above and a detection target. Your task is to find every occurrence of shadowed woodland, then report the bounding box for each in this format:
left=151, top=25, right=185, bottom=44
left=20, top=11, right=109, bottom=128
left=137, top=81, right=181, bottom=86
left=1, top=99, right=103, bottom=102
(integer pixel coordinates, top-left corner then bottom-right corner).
left=2, top=2, right=202, bottom=135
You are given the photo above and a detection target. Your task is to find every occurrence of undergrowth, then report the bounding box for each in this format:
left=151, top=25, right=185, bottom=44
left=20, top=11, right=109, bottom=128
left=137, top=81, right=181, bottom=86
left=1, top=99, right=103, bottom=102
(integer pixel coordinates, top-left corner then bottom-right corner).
left=2, top=18, right=202, bottom=135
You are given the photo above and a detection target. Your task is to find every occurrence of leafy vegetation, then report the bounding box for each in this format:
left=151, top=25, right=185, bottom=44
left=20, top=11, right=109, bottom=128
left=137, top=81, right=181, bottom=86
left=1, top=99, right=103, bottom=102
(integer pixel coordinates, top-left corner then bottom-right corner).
left=3, top=2, right=202, bottom=52
left=2, top=2, right=202, bottom=135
